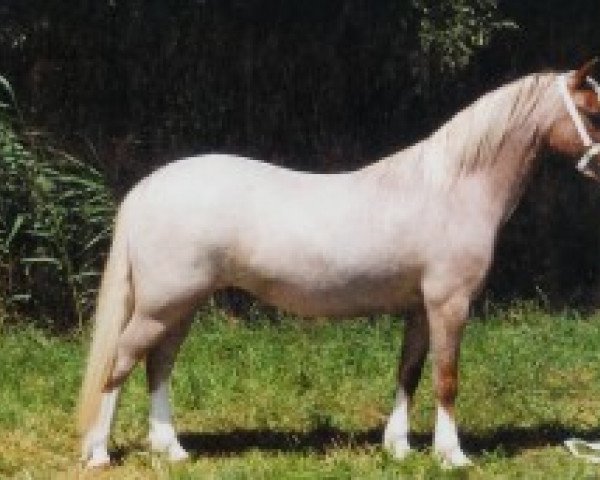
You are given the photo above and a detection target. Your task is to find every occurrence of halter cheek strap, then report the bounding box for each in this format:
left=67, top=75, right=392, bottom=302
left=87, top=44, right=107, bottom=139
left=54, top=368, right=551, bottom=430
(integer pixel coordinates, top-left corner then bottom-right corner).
left=556, top=73, right=600, bottom=172
left=578, top=143, right=600, bottom=171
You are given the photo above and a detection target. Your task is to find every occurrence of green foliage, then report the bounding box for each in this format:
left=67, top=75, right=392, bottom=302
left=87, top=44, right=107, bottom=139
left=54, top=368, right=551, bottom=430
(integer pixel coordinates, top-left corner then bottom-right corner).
left=414, top=0, right=516, bottom=74
left=0, top=76, right=115, bottom=329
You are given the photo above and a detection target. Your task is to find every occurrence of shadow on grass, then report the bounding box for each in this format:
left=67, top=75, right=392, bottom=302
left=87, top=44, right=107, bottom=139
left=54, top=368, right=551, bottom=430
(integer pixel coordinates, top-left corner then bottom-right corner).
left=461, top=424, right=600, bottom=456
left=122, top=423, right=600, bottom=459
left=177, top=426, right=382, bottom=457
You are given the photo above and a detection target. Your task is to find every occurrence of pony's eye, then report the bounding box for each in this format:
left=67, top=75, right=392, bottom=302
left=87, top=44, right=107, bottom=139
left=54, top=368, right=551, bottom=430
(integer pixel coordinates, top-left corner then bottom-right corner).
left=588, top=111, right=600, bottom=125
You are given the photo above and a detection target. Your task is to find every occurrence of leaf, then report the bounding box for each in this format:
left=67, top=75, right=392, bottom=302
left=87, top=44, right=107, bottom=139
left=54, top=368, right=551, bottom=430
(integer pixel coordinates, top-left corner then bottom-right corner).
left=0, top=75, right=17, bottom=109
left=71, top=271, right=101, bottom=280
left=55, top=175, right=105, bottom=190
left=20, top=257, right=62, bottom=266
left=5, top=214, right=26, bottom=248
left=81, top=227, right=112, bottom=252
left=9, top=293, right=31, bottom=302
left=0, top=75, right=23, bottom=121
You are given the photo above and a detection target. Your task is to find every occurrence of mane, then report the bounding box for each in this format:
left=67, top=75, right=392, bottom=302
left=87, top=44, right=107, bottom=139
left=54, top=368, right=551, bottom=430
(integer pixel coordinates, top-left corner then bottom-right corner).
left=383, top=72, right=562, bottom=188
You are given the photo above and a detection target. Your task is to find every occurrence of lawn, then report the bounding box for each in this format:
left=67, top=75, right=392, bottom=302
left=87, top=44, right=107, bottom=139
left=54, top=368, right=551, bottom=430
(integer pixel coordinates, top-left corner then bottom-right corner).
left=2, top=306, right=600, bottom=478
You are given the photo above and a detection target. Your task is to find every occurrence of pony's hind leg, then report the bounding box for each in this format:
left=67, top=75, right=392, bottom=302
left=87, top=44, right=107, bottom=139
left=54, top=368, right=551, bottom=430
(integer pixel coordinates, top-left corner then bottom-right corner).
left=84, top=312, right=175, bottom=467
left=146, top=316, right=194, bottom=461
left=384, top=306, right=429, bottom=459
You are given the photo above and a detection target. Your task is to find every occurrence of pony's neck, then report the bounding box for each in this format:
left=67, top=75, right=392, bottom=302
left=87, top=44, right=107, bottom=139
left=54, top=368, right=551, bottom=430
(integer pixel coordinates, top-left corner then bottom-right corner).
left=366, top=73, right=563, bottom=225
left=418, top=73, right=560, bottom=219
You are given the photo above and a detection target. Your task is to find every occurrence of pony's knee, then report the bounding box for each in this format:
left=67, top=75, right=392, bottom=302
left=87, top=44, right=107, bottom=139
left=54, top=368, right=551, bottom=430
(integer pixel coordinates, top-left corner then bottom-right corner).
left=434, top=363, right=458, bottom=406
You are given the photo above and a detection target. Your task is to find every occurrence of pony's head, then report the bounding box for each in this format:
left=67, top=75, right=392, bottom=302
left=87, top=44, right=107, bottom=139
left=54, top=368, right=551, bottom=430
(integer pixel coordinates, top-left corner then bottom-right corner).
left=547, top=59, right=600, bottom=180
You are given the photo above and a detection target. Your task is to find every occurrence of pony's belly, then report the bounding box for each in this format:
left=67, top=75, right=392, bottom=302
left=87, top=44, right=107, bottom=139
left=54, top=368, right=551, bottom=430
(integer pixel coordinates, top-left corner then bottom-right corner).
left=241, top=275, right=422, bottom=317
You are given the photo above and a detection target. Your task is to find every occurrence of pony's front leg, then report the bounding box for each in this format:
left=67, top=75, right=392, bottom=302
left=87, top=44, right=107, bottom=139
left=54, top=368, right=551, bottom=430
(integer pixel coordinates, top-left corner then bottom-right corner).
left=384, top=306, right=429, bottom=459
left=426, top=291, right=471, bottom=468
left=146, top=317, right=193, bottom=461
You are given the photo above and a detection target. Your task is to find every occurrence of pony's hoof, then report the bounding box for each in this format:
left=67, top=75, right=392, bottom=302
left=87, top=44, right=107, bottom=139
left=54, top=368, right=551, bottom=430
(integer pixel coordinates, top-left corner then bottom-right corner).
left=150, top=434, right=190, bottom=462
left=167, top=443, right=190, bottom=462
left=436, top=447, right=473, bottom=469
left=85, top=451, right=111, bottom=469
left=82, top=442, right=111, bottom=469
left=383, top=437, right=412, bottom=460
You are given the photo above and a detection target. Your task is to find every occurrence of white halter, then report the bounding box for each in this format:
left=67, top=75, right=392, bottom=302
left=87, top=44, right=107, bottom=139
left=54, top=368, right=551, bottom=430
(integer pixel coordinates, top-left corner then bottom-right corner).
left=557, top=73, right=600, bottom=172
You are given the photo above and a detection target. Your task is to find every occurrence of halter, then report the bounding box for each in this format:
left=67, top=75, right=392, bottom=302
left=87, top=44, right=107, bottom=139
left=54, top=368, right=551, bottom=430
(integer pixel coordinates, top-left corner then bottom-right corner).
left=557, top=73, right=600, bottom=172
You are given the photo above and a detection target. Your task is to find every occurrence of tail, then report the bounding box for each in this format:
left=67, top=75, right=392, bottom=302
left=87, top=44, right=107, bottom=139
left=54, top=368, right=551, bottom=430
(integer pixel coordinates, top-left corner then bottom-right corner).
left=77, top=208, right=133, bottom=436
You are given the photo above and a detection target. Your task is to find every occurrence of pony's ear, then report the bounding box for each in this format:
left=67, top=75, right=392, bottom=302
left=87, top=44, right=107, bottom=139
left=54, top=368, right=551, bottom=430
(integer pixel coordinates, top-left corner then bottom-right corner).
left=569, top=58, right=599, bottom=89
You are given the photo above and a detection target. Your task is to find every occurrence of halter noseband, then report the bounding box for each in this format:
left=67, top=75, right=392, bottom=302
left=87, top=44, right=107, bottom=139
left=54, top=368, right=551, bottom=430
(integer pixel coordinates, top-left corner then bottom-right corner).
left=557, top=73, right=600, bottom=173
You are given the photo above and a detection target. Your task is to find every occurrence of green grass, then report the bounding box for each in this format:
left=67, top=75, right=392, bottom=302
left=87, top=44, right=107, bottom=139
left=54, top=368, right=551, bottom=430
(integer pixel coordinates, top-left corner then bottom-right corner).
left=2, top=307, right=600, bottom=478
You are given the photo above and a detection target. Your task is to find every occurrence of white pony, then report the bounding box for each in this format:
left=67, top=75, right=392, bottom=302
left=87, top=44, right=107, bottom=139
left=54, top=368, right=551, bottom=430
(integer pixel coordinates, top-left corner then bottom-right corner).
left=78, top=61, right=600, bottom=468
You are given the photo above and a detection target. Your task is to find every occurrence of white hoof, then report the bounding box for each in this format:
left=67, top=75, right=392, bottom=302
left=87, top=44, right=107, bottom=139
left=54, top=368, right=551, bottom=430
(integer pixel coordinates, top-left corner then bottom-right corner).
left=167, top=442, right=190, bottom=462
left=82, top=436, right=111, bottom=469
left=436, top=446, right=473, bottom=469
left=85, top=448, right=111, bottom=469
left=149, top=430, right=189, bottom=462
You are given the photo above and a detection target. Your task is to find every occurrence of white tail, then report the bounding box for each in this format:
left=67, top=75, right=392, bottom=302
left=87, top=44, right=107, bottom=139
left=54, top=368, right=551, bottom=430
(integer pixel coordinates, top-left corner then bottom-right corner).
left=77, top=209, right=133, bottom=436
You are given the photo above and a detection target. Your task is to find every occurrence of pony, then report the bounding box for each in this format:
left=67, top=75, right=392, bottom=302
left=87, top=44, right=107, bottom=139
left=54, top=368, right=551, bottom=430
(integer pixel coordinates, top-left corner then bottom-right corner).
left=78, top=61, right=600, bottom=468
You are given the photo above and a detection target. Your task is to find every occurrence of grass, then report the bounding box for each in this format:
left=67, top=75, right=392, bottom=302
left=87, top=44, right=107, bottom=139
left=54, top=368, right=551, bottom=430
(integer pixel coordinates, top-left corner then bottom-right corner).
left=2, top=306, right=600, bottom=478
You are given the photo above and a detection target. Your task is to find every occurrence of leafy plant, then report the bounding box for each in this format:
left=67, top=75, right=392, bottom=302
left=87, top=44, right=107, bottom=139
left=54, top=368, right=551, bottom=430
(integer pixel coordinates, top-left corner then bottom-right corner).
left=0, top=75, right=115, bottom=329
left=415, top=0, right=516, bottom=75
